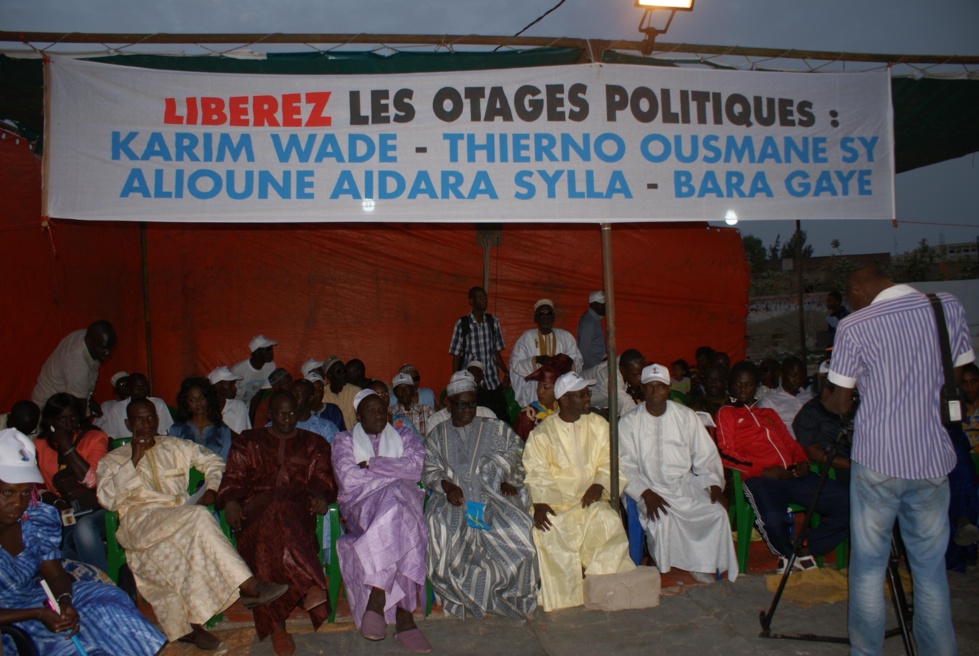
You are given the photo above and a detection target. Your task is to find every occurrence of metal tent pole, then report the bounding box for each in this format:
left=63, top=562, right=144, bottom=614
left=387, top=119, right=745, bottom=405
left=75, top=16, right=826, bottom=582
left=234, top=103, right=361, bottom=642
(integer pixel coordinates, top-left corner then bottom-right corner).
left=601, top=223, right=619, bottom=502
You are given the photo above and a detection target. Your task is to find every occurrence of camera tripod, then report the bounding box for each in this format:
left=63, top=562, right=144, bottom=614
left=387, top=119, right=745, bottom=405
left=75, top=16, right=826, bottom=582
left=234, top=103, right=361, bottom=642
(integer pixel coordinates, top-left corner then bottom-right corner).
left=757, top=424, right=916, bottom=655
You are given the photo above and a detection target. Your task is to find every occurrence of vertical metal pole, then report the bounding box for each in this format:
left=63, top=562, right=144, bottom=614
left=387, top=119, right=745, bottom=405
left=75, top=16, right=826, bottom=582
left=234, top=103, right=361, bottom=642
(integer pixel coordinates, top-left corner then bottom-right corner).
left=140, top=222, right=154, bottom=385
left=601, top=224, right=619, bottom=503
left=795, top=219, right=807, bottom=365
left=483, top=244, right=490, bottom=292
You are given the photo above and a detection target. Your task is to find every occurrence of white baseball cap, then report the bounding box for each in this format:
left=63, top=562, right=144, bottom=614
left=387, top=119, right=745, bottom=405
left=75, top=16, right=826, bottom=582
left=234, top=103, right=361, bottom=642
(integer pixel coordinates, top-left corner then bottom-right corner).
left=589, top=290, right=605, bottom=304
left=0, top=428, right=44, bottom=485
left=305, top=372, right=325, bottom=383
left=248, top=334, right=278, bottom=352
left=301, top=358, right=325, bottom=377
left=110, top=371, right=129, bottom=387
left=392, top=372, right=414, bottom=389
left=208, top=366, right=242, bottom=385
left=640, top=363, right=670, bottom=386
left=554, top=372, right=596, bottom=400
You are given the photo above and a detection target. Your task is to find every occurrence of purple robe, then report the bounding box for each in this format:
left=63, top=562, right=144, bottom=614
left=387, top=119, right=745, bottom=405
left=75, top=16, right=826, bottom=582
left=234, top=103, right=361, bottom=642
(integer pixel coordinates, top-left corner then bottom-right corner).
left=333, top=424, right=427, bottom=629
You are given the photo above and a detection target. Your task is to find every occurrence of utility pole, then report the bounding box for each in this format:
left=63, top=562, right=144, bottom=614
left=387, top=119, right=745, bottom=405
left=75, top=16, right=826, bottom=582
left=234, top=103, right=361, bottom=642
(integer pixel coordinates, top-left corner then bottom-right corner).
left=795, top=220, right=807, bottom=365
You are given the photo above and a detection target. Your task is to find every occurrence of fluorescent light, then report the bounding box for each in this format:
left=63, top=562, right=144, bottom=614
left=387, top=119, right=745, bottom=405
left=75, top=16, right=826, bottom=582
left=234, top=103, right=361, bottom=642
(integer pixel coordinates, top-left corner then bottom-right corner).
left=636, top=0, right=694, bottom=10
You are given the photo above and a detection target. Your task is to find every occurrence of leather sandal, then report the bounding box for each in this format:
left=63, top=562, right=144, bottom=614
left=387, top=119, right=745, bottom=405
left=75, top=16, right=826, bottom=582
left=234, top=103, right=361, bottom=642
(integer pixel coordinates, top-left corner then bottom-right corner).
left=177, top=625, right=222, bottom=651
left=394, top=628, right=433, bottom=653
left=303, top=585, right=328, bottom=611
left=240, top=580, right=289, bottom=609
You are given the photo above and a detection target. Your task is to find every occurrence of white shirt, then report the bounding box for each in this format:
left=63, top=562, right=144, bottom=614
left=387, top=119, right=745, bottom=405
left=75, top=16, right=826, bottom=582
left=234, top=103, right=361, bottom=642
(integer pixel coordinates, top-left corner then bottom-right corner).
left=99, top=397, right=174, bottom=438
left=582, top=356, right=640, bottom=416
left=230, top=359, right=276, bottom=407
left=221, top=398, right=252, bottom=434
left=755, top=385, right=814, bottom=438
left=32, top=329, right=100, bottom=406
left=509, top=328, right=584, bottom=407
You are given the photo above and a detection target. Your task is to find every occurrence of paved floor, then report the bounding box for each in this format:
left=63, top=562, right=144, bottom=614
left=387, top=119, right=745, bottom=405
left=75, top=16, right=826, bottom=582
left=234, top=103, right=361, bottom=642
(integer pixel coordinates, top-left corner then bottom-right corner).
left=159, top=567, right=978, bottom=656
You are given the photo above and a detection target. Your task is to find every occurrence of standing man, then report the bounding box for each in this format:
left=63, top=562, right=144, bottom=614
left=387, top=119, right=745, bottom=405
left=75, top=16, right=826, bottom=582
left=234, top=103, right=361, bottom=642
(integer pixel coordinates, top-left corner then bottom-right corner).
left=824, top=266, right=974, bottom=656
left=449, top=286, right=509, bottom=421
left=510, top=299, right=584, bottom=408
left=577, top=291, right=606, bottom=370
left=231, top=335, right=278, bottom=420
left=32, top=320, right=116, bottom=416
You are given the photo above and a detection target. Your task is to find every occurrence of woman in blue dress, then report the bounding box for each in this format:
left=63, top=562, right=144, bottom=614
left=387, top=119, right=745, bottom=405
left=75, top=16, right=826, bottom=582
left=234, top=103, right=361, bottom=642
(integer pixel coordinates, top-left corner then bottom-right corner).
left=0, top=427, right=166, bottom=655
left=168, top=376, right=234, bottom=460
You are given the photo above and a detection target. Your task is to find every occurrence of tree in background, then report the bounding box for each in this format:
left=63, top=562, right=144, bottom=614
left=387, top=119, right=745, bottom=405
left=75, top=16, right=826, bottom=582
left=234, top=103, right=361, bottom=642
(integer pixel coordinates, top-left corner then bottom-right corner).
left=742, top=234, right=768, bottom=275
left=779, top=229, right=814, bottom=260
left=827, top=238, right=860, bottom=291
left=895, top=238, right=938, bottom=282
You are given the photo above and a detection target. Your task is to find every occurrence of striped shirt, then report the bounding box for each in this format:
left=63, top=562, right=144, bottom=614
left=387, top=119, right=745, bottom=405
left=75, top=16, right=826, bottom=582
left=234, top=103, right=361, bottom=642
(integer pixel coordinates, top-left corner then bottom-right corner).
left=829, top=285, right=975, bottom=478
left=448, top=312, right=505, bottom=390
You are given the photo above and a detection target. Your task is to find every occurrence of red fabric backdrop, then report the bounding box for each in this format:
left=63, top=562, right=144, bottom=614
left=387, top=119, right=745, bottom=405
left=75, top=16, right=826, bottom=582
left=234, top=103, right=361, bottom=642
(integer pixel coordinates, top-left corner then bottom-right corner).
left=1, top=132, right=748, bottom=410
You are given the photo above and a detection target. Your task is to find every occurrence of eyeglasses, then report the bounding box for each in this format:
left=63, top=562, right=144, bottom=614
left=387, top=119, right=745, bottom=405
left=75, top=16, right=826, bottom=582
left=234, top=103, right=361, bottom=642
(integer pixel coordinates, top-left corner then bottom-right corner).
left=453, top=401, right=478, bottom=410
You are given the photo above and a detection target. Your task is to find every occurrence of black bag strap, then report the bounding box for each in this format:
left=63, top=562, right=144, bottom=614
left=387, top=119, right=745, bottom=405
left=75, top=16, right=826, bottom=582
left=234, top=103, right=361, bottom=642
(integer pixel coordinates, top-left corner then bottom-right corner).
left=925, top=293, right=958, bottom=393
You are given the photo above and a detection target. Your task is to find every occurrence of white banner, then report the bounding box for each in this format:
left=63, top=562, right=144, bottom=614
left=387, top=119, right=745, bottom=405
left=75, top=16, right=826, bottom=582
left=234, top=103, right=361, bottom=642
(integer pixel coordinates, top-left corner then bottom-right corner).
left=45, top=57, right=894, bottom=223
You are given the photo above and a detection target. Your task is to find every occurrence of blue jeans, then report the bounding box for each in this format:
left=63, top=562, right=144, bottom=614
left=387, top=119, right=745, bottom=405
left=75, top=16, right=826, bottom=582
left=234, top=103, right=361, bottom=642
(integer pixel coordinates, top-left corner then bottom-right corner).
left=849, top=461, right=957, bottom=656
left=61, top=508, right=108, bottom=573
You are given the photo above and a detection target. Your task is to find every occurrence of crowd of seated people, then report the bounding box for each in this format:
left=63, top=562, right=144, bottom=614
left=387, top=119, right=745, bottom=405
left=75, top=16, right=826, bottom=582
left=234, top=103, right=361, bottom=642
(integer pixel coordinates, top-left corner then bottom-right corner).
left=2, top=284, right=976, bottom=654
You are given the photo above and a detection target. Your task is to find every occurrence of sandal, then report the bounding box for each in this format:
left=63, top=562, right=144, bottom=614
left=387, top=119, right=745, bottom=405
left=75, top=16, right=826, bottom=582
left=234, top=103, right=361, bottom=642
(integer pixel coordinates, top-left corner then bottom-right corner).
left=360, top=609, right=387, bottom=641
left=394, top=628, right=433, bottom=653
left=303, top=585, right=328, bottom=611
left=240, top=580, right=289, bottom=609
left=177, top=625, right=222, bottom=651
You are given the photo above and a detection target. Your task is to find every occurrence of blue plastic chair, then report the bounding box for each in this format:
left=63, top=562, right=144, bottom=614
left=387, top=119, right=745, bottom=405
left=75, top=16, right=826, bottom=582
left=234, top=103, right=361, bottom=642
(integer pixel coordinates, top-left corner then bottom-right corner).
left=624, top=496, right=645, bottom=566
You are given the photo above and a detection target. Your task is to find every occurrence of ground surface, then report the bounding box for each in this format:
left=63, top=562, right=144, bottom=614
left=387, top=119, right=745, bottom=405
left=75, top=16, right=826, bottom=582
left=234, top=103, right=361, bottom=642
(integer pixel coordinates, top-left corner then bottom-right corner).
left=154, top=539, right=978, bottom=656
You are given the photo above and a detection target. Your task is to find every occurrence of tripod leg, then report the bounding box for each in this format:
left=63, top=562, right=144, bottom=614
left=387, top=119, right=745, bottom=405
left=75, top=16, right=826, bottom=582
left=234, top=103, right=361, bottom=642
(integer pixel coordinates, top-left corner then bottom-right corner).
left=886, top=532, right=916, bottom=656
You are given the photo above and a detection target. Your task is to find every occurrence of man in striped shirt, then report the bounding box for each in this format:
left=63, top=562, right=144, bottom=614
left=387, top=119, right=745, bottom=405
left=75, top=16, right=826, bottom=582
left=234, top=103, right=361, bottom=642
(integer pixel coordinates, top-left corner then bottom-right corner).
left=825, top=265, right=974, bottom=656
left=449, top=286, right=510, bottom=420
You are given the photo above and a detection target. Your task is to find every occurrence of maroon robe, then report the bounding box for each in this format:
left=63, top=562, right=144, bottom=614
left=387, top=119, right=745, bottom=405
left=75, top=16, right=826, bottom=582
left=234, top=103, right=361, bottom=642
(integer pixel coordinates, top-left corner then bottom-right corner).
left=217, top=427, right=337, bottom=639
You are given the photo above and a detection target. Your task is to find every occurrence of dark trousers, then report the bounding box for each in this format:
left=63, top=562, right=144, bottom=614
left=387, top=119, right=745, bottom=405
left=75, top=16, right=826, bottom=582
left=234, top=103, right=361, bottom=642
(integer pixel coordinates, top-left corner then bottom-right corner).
left=744, top=471, right=850, bottom=557
left=946, top=426, right=978, bottom=570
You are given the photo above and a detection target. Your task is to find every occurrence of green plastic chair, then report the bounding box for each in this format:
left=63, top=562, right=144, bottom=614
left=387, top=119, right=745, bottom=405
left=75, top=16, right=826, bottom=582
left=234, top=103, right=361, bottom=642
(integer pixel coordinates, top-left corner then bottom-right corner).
left=503, top=387, right=521, bottom=425
left=105, top=466, right=226, bottom=626
left=729, top=469, right=848, bottom=574
left=317, top=504, right=345, bottom=623
left=319, top=497, right=434, bottom=622
left=109, top=437, right=131, bottom=451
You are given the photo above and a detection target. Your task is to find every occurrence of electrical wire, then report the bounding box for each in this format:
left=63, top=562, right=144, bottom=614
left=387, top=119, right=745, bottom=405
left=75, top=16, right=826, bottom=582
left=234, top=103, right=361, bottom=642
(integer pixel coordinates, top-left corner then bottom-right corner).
left=493, top=0, right=569, bottom=51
